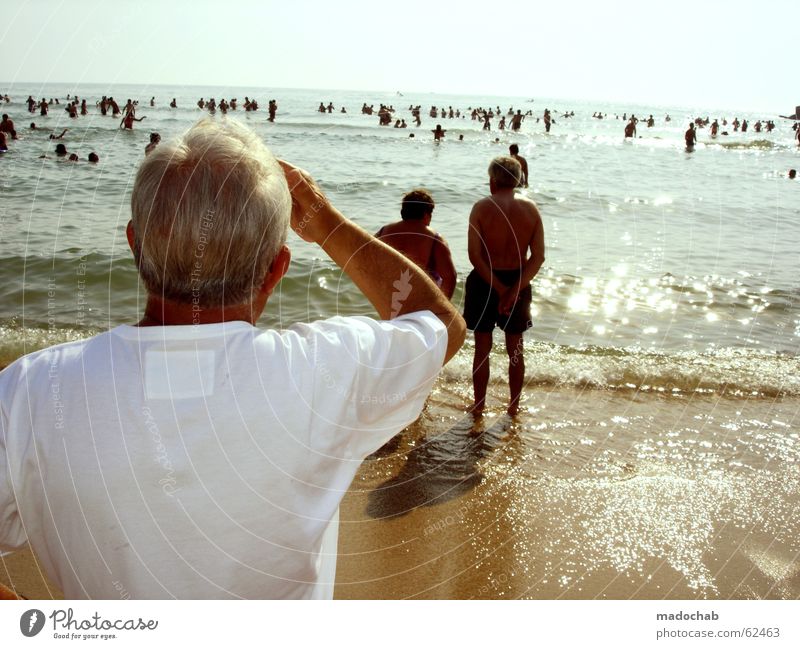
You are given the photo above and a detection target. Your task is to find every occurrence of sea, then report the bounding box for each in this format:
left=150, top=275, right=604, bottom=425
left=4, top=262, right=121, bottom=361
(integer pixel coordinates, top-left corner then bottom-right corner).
left=1, top=83, right=799, bottom=598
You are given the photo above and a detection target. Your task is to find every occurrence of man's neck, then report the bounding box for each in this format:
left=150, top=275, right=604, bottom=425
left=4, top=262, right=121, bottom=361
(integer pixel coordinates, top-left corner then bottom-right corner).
left=137, top=295, right=261, bottom=327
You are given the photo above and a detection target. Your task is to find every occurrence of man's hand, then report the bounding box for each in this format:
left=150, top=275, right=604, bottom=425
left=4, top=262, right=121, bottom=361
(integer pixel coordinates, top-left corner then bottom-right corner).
left=278, top=160, right=339, bottom=244
left=497, top=285, right=518, bottom=316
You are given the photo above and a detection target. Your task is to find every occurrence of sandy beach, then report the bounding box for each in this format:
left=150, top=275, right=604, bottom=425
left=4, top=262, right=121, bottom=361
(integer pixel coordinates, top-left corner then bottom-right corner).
left=4, top=379, right=797, bottom=600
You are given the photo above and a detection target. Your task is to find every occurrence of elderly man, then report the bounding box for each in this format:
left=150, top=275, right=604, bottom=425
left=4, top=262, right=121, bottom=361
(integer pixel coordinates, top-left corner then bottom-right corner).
left=0, top=119, right=465, bottom=599
left=464, top=156, right=545, bottom=416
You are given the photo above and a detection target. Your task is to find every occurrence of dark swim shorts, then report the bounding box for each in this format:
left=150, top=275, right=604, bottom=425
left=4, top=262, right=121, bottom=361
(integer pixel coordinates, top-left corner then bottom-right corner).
left=463, top=269, right=532, bottom=334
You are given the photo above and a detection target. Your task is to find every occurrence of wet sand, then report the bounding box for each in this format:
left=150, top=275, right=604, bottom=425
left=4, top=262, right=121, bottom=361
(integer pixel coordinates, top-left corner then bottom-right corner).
left=336, top=386, right=800, bottom=599
left=3, top=385, right=798, bottom=600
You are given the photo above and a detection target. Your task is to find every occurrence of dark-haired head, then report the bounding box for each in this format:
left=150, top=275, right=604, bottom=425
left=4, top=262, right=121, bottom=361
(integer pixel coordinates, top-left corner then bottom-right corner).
left=400, top=189, right=435, bottom=221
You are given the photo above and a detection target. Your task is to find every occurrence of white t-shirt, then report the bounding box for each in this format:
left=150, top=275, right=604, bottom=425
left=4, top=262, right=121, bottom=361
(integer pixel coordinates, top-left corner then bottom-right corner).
left=0, top=311, right=446, bottom=599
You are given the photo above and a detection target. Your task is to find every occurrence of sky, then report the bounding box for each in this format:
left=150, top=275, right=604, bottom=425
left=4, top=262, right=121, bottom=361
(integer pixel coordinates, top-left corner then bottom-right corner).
left=1, top=0, right=797, bottom=113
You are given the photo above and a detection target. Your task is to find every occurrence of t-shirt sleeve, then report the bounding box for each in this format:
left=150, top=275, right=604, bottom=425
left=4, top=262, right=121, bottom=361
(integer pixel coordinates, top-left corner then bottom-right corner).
left=304, top=310, right=447, bottom=460
left=0, top=387, right=27, bottom=551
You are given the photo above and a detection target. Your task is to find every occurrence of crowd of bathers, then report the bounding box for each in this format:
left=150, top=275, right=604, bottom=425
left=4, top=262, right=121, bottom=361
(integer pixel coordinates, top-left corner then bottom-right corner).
left=2, top=91, right=798, bottom=156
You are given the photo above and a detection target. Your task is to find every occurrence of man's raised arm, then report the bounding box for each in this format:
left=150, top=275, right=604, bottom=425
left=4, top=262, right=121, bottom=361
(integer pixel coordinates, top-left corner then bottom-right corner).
left=280, top=161, right=466, bottom=364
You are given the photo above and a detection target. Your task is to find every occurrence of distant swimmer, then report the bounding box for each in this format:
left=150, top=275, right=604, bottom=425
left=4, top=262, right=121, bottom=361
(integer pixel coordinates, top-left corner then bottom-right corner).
left=120, top=113, right=146, bottom=130
left=88, top=152, right=99, bottom=163
left=510, top=110, right=524, bottom=131
left=710, top=119, right=719, bottom=137
left=685, top=122, right=697, bottom=150
left=170, top=98, right=177, bottom=108
left=543, top=108, right=552, bottom=133
left=48, top=128, right=68, bottom=140
left=464, top=156, right=545, bottom=416
left=268, top=99, right=277, bottom=122
left=432, top=124, right=446, bottom=141
left=789, top=169, right=796, bottom=179
left=150, top=97, right=155, bottom=107
left=509, top=144, right=528, bottom=188
left=145, top=132, right=161, bottom=156
left=39, top=98, right=49, bottom=116
left=647, top=114, right=655, bottom=128
left=0, top=114, right=16, bottom=139
left=624, top=117, right=637, bottom=138
left=375, top=189, right=457, bottom=299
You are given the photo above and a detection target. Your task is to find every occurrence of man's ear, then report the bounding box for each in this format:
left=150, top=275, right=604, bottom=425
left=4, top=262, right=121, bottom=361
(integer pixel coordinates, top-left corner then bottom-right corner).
left=259, top=245, right=291, bottom=296
left=126, top=221, right=136, bottom=253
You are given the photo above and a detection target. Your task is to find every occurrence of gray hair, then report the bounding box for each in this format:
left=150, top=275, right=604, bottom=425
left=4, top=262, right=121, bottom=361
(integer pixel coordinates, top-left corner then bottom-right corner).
left=488, top=156, right=522, bottom=189
left=130, top=119, right=290, bottom=307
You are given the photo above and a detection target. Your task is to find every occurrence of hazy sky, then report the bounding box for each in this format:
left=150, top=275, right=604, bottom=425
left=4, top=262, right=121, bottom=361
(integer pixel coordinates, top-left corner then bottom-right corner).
left=1, top=0, right=796, bottom=112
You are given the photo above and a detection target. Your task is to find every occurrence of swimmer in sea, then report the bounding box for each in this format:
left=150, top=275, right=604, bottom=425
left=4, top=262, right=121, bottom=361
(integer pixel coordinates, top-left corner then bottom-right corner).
left=0, top=114, right=15, bottom=138
left=624, top=117, right=637, bottom=138
left=685, top=122, right=697, bottom=149
left=49, top=128, right=68, bottom=140
left=375, top=189, right=457, bottom=299
left=509, top=144, right=528, bottom=188
left=120, top=113, right=146, bottom=130
left=145, top=132, right=161, bottom=155
left=432, top=124, right=446, bottom=141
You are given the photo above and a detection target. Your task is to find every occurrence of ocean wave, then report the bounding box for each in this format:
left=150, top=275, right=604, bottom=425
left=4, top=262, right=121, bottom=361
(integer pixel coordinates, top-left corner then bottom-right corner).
left=710, top=139, right=779, bottom=150
left=3, top=323, right=796, bottom=398
left=443, top=341, right=800, bottom=398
